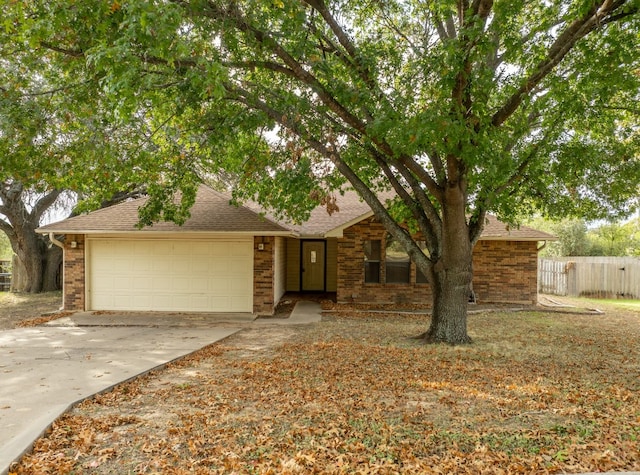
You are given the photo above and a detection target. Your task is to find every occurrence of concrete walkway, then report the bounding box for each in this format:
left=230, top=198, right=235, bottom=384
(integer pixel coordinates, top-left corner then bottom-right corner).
left=0, top=301, right=322, bottom=475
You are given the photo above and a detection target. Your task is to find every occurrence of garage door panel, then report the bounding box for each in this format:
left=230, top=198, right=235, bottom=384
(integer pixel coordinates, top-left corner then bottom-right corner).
left=173, top=276, right=192, bottom=291
left=191, top=260, right=211, bottom=274
left=209, top=277, right=232, bottom=293
left=113, top=277, right=134, bottom=292
left=131, top=256, right=152, bottom=272
left=92, top=294, right=113, bottom=309
left=133, top=278, right=153, bottom=291
left=188, top=278, right=209, bottom=293
left=152, top=260, right=173, bottom=273
left=229, top=242, right=249, bottom=256
left=89, top=239, right=253, bottom=312
left=173, top=260, right=192, bottom=274
left=190, top=242, right=211, bottom=255
left=149, top=276, right=171, bottom=292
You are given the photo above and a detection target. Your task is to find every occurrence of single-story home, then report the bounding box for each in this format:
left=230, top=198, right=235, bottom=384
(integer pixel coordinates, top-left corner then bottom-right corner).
left=37, top=185, right=555, bottom=314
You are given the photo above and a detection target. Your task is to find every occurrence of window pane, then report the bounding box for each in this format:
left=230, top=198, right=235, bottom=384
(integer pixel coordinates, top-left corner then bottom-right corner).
left=364, top=240, right=381, bottom=283
left=364, top=261, right=380, bottom=283
left=385, top=235, right=410, bottom=283
left=364, top=240, right=381, bottom=261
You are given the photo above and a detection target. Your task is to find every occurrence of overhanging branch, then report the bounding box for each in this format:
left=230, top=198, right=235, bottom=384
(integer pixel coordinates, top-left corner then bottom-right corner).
left=492, top=0, right=632, bottom=127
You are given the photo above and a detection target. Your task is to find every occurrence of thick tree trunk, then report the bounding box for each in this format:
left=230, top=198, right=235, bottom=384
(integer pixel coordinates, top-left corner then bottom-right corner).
left=12, top=232, right=45, bottom=292
left=424, top=265, right=473, bottom=344
left=10, top=234, right=61, bottom=293
left=421, top=192, right=474, bottom=345
left=1, top=182, right=65, bottom=293
left=42, top=244, right=62, bottom=291
left=10, top=254, right=27, bottom=293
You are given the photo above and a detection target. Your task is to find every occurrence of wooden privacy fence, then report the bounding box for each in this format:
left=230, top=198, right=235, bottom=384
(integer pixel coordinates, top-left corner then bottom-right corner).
left=538, top=257, right=640, bottom=299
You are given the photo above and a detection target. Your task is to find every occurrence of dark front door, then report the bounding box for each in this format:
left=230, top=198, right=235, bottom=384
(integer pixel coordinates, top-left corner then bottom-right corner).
left=301, top=241, right=326, bottom=291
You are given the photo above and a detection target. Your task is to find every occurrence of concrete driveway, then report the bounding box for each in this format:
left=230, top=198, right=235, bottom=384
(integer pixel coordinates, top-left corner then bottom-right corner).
left=0, top=302, right=322, bottom=475
left=0, top=320, right=241, bottom=475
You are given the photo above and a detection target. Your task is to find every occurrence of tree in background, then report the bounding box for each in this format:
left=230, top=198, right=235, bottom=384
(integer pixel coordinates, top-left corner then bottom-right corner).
left=0, top=182, right=68, bottom=292
left=4, top=1, right=639, bottom=342
left=541, top=219, right=592, bottom=257
left=0, top=36, right=151, bottom=292
left=589, top=220, right=640, bottom=256
left=0, top=233, right=11, bottom=261
left=529, top=216, right=640, bottom=257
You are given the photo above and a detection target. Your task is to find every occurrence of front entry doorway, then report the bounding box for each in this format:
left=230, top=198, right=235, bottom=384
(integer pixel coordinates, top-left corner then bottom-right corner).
left=301, top=240, right=326, bottom=291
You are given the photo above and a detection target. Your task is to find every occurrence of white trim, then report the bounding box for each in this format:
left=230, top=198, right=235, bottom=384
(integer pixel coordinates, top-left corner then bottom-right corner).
left=323, top=211, right=373, bottom=238
left=86, top=233, right=258, bottom=241
left=39, top=229, right=295, bottom=237
left=479, top=236, right=558, bottom=242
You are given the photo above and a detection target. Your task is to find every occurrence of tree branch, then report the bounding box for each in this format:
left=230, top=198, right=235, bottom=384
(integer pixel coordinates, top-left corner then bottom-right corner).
left=39, top=41, right=84, bottom=58
left=31, top=189, right=62, bottom=224
left=369, top=149, right=440, bottom=252
left=398, top=155, right=444, bottom=202
left=0, top=218, right=14, bottom=236
left=492, top=0, right=631, bottom=127
left=303, top=0, right=379, bottom=90
left=228, top=81, right=432, bottom=270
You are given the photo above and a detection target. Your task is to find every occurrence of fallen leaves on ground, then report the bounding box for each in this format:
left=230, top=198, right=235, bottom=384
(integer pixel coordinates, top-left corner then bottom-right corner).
left=14, top=312, right=72, bottom=327
left=0, top=291, right=62, bottom=329
left=10, top=308, right=640, bottom=474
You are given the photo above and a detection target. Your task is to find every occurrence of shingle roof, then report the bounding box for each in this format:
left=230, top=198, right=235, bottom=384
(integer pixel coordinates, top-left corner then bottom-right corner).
left=38, top=185, right=555, bottom=241
left=479, top=215, right=556, bottom=241
left=37, top=187, right=290, bottom=234
left=249, top=190, right=395, bottom=237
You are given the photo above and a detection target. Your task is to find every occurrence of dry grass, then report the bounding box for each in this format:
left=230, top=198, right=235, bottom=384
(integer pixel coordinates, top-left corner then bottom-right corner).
left=9, top=300, right=640, bottom=474
left=0, top=291, right=62, bottom=329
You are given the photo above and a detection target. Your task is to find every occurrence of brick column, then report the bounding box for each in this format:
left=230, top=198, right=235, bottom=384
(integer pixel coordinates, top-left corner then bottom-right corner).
left=253, top=236, right=275, bottom=315
left=63, top=234, right=85, bottom=311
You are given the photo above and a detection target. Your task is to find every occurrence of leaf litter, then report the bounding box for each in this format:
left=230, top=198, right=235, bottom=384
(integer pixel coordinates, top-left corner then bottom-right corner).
left=9, top=306, right=640, bottom=474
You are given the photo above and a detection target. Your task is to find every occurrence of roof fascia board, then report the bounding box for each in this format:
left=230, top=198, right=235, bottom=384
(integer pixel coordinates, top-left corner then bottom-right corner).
left=479, top=236, right=558, bottom=242
left=323, top=211, right=374, bottom=238
left=36, top=229, right=297, bottom=237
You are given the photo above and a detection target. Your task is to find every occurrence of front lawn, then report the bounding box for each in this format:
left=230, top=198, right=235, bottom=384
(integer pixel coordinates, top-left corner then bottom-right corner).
left=0, top=291, right=62, bottom=330
left=12, top=306, right=640, bottom=474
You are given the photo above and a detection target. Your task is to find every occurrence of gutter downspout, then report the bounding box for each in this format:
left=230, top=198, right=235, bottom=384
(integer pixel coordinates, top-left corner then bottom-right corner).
left=49, top=232, right=64, bottom=249
left=537, top=240, right=547, bottom=252
left=48, top=233, right=66, bottom=313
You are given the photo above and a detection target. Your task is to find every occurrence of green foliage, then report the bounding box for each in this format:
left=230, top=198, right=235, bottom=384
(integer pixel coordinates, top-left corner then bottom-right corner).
left=528, top=216, right=640, bottom=256
left=0, top=233, right=12, bottom=260
left=1, top=0, right=639, bottom=337
left=588, top=219, right=640, bottom=256
left=3, top=0, right=638, bottom=229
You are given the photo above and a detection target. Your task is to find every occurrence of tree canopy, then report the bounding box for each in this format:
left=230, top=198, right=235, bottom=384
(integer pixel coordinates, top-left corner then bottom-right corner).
left=3, top=0, right=639, bottom=342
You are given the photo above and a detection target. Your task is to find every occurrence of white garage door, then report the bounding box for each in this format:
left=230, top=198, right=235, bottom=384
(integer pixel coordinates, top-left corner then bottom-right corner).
left=88, top=238, right=253, bottom=312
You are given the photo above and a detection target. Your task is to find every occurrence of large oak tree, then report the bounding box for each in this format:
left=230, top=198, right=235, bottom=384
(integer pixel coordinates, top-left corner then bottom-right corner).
left=5, top=0, right=639, bottom=342
left=0, top=34, right=151, bottom=292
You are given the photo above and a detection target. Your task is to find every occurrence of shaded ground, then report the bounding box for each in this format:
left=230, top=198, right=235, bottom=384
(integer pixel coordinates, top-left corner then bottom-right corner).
left=0, top=292, right=62, bottom=330
left=9, top=296, right=640, bottom=474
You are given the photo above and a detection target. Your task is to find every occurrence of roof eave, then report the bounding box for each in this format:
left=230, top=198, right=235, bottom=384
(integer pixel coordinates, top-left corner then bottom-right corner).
left=322, top=211, right=374, bottom=238
left=479, top=236, right=558, bottom=242
left=36, top=228, right=297, bottom=237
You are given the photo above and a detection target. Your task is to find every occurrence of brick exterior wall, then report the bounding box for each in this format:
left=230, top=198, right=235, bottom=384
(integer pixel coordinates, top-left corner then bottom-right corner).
left=63, top=234, right=86, bottom=311
left=337, top=219, right=539, bottom=306
left=472, top=240, right=539, bottom=305
left=253, top=236, right=275, bottom=315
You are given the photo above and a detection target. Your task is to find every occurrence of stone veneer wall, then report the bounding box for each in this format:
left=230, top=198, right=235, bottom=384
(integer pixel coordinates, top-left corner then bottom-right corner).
left=63, top=234, right=86, bottom=311
left=337, top=219, right=539, bottom=306
left=253, top=236, right=275, bottom=315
